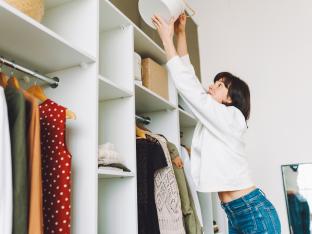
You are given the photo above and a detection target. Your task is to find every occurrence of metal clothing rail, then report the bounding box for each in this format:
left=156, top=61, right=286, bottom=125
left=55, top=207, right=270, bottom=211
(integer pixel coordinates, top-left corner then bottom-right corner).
left=135, top=115, right=151, bottom=125
left=0, top=56, right=59, bottom=88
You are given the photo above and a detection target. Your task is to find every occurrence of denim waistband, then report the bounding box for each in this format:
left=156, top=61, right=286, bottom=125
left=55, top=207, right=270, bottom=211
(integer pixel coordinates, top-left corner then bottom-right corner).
left=221, top=188, right=266, bottom=212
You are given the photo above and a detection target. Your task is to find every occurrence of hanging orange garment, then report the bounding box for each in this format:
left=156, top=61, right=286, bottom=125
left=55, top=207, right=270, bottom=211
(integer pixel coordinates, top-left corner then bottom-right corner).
left=22, top=90, right=44, bottom=234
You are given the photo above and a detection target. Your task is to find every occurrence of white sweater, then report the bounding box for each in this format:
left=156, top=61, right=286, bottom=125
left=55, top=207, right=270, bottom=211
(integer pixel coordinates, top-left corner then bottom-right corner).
left=167, top=55, right=254, bottom=192
left=0, top=87, right=12, bottom=234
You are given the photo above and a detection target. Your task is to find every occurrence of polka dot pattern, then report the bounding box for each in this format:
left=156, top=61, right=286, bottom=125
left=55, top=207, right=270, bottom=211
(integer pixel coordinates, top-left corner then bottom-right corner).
left=39, top=99, right=72, bottom=234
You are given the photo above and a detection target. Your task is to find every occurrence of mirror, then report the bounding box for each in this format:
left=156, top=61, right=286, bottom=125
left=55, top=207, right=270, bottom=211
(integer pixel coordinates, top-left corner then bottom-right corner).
left=282, top=164, right=312, bottom=234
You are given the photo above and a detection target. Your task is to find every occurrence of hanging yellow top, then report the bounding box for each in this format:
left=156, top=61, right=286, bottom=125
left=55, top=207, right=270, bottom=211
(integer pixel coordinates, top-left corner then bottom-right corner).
left=136, top=126, right=147, bottom=139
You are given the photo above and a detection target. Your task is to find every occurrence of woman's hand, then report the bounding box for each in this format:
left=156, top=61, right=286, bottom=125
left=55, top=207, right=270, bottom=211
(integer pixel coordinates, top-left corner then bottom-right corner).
left=152, top=15, right=178, bottom=60
left=152, top=15, right=175, bottom=45
left=172, top=156, right=184, bottom=169
left=175, top=13, right=189, bottom=57
left=175, top=13, right=187, bottom=35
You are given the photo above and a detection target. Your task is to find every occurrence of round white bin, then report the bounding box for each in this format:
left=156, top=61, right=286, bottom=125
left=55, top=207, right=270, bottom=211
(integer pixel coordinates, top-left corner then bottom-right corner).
left=138, top=0, right=186, bottom=29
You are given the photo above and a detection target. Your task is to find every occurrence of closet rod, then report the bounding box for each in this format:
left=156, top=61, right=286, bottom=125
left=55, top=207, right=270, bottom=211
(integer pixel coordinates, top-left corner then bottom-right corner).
left=135, top=115, right=151, bottom=125
left=0, top=56, right=59, bottom=88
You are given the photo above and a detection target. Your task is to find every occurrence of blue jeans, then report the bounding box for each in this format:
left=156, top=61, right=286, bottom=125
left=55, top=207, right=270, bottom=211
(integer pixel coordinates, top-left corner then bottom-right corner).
left=287, top=193, right=311, bottom=234
left=221, top=188, right=281, bottom=234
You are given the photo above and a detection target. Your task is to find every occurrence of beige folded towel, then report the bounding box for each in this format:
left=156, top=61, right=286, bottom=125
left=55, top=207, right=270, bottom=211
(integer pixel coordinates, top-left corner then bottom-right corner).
left=98, top=143, right=123, bottom=165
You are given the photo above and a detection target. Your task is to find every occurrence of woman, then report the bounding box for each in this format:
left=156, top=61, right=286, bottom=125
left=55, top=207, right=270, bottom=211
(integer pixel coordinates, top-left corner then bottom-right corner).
left=152, top=13, right=281, bottom=233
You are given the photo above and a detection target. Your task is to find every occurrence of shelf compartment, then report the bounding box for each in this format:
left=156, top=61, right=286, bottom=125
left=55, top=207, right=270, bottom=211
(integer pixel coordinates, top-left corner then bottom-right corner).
left=179, top=108, right=197, bottom=127
left=0, top=2, right=95, bottom=73
left=98, top=168, right=135, bottom=179
left=135, top=83, right=176, bottom=113
left=98, top=98, right=136, bottom=173
left=99, top=25, right=133, bottom=92
left=99, top=0, right=166, bottom=64
left=99, top=75, right=133, bottom=101
left=133, top=25, right=166, bottom=65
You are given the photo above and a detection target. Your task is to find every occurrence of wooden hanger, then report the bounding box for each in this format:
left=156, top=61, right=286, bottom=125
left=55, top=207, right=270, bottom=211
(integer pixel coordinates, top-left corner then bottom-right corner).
left=27, top=84, right=48, bottom=102
left=8, top=75, right=20, bottom=89
left=136, top=122, right=151, bottom=132
left=0, top=72, right=8, bottom=88
left=6, top=65, right=20, bottom=89
left=66, top=109, right=77, bottom=120
left=27, top=84, right=77, bottom=120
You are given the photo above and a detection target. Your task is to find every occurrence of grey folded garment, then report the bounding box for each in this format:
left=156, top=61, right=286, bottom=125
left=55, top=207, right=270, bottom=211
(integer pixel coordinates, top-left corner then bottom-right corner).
left=98, top=163, right=131, bottom=172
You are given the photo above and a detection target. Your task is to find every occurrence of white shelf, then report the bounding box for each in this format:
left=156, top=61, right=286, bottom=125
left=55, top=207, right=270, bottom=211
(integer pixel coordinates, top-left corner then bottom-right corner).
left=179, top=108, right=197, bottom=127
left=98, top=168, right=135, bottom=179
left=99, top=0, right=166, bottom=64
left=45, top=0, right=73, bottom=9
left=0, top=2, right=95, bottom=73
left=135, top=84, right=176, bottom=113
left=99, top=75, right=133, bottom=101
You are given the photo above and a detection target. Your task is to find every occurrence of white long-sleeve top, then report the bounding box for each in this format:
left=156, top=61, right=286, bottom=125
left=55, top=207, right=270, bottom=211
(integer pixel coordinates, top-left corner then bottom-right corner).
left=167, top=55, right=254, bottom=192
left=180, top=146, right=203, bottom=226
left=0, top=87, right=12, bottom=234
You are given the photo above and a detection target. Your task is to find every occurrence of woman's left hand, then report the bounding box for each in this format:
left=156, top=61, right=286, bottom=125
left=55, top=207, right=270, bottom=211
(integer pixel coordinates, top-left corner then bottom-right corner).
left=152, top=15, right=178, bottom=60
left=152, top=15, right=175, bottom=45
left=172, top=156, right=184, bottom=168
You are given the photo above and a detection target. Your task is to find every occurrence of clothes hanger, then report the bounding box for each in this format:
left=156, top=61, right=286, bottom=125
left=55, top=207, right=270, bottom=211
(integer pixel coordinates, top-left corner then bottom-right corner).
left=136, top=122, right=151, bottom=132
left=27, top=78, right=77, bottom=120
left=27, top=80, right=48, bottom=102
left=0, top=61, right=8, bottom=88
left=136, top=122, right=154, bottom=139
left=181, top=144, right=191, bottom=155
left=66, top=109, right=76, bottom=120
left=7, top=65, right=20, bottom=89
left=8, top=76, right=20, bottom=89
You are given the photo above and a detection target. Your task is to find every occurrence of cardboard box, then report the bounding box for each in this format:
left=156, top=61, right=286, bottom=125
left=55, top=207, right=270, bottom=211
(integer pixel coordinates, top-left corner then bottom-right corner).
left=141, top=58, right=168, bottom=100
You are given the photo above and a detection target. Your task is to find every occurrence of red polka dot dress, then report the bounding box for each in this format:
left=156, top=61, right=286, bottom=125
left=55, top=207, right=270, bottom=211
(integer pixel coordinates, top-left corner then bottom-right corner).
left=39, top=99, right=72, bottom=234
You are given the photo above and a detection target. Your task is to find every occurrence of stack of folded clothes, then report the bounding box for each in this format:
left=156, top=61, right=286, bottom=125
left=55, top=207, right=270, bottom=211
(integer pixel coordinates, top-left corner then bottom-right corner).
left=98, top=143, right=130, bottom=172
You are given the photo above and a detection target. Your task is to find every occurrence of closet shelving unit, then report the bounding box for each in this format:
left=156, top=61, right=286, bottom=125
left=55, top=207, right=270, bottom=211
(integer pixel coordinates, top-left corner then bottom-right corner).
left=99, top=1, right=214, bottom=233
left=0, top=0, right=215, bottom=233
left=0, top=1, right=99, bottom=234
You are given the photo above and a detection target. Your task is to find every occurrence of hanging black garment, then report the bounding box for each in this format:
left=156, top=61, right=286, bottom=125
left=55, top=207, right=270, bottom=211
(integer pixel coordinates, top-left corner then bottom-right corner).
left=136, top=137, right=168, bottom=234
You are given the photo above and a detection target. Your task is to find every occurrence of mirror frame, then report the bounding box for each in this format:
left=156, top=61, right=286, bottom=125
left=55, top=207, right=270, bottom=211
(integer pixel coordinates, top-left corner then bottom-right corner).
left=281, top=163, right=312, bottom=234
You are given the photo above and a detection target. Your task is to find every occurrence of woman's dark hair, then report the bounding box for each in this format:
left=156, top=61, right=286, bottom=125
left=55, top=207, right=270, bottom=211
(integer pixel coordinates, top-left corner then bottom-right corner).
left=214, top=72, right=250, bottom=120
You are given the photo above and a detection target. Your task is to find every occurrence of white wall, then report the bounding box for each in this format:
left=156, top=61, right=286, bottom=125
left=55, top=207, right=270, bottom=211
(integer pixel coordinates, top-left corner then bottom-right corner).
left=189, top=0, right=312, bottom=233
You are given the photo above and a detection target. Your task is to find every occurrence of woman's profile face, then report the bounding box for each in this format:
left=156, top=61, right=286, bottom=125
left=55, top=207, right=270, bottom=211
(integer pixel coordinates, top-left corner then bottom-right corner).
left=208, top=79, right=232, bottom=105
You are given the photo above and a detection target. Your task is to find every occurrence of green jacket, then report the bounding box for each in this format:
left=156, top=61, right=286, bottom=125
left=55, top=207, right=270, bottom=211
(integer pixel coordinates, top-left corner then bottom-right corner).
left=167, top=141, right=203, bottom=234
left=5, top=87, right=28, bottom=234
